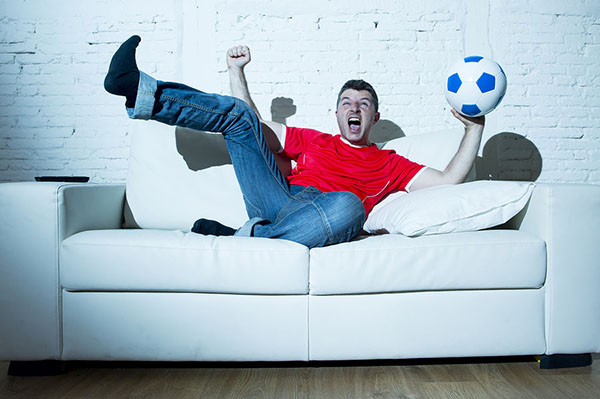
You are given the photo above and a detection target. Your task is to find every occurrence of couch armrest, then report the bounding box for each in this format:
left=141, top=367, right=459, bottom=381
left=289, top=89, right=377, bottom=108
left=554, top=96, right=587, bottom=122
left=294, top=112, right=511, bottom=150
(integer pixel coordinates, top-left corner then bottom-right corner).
left=58, top=183, right=126, bottom=239
left=0, top=182, right=125, bottom=360
left=516, top=183, right=600, bottom=355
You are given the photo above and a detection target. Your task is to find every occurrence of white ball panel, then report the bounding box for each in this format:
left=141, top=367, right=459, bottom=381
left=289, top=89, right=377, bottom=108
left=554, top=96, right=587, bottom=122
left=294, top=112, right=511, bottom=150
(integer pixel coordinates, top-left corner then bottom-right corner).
left=478, top=91, right=501, bottom=113
left=456, top=81, right=482, bottom=104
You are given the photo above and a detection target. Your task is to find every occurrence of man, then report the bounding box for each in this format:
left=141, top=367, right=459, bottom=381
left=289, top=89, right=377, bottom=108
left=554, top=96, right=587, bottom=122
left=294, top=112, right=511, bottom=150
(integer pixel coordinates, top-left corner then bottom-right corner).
left=105, top=36, right=484, bottom=248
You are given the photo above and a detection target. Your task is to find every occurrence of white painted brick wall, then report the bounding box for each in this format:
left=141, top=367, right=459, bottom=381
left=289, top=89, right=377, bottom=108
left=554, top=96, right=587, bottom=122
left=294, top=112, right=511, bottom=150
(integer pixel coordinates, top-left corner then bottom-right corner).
left=0, top=0, right=598, bottom=184
left=212, top=1, right=465, bottom=133
left=0, top=0, right=179, bottom=183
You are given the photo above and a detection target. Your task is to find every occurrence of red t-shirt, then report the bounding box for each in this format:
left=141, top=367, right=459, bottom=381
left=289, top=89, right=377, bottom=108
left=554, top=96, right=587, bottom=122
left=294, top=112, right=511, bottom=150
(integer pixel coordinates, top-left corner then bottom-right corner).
left=283, top=126, right=425, bottom=215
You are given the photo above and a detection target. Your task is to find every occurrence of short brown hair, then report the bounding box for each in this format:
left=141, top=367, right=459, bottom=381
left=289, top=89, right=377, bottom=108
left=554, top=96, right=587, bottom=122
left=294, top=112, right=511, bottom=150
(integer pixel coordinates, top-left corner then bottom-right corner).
left=336, top=80, right=379, bottom=112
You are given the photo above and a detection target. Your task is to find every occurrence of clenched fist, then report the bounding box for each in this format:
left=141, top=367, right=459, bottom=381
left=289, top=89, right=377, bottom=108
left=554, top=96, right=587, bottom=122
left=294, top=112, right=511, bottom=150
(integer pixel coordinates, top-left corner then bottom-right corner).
left=227, top=45, right=251, bottom=70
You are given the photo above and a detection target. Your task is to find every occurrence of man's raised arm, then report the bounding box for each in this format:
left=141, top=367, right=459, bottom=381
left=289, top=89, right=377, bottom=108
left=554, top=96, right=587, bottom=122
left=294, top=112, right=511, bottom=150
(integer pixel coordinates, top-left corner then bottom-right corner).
left=409, top=109, right=484, bottom=191
left=226, top=46, right=285, bottom=153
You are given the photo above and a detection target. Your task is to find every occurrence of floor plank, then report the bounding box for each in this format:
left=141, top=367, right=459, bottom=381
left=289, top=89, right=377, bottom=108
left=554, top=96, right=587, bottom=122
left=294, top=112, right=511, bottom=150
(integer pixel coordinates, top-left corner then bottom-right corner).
left=1, top=355, right=598, bottom=399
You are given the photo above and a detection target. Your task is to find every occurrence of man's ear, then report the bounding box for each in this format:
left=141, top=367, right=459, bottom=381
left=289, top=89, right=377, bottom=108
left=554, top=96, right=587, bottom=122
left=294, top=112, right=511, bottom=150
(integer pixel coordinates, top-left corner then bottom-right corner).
left=374, top=112, right=380, bottom=124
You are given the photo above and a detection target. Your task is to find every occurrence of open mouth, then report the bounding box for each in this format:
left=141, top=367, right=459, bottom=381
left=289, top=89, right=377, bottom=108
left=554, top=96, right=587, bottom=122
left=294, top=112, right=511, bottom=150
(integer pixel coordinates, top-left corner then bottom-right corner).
left=348, top=117, right=361, bottom=133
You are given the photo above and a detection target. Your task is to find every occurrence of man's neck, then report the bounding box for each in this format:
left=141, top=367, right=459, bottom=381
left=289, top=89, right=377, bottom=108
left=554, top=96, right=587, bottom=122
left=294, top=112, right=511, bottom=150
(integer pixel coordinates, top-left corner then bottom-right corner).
left=340, top=136, right=370, bottom=148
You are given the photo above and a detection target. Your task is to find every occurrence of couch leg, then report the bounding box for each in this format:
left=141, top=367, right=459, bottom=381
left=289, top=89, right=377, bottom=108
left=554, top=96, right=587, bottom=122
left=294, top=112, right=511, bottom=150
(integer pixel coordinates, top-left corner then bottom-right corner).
left=7, top=360, right=66, bottom=376
left=539, top=353, right=592, bottom=369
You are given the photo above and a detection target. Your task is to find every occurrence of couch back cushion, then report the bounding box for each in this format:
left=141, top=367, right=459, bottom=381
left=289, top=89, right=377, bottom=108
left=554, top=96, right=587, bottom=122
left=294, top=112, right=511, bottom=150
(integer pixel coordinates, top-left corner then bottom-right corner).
left=380, top=128, right=468, bottom=173
left=125, top=125, right=466, bottom=231
left=125, top=124, right=248, bottom=230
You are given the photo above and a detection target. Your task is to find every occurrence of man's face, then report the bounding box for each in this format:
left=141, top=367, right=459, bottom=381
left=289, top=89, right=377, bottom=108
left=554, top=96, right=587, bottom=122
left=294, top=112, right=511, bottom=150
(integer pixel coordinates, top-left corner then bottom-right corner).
left=336, top=89, right=380, bottom=147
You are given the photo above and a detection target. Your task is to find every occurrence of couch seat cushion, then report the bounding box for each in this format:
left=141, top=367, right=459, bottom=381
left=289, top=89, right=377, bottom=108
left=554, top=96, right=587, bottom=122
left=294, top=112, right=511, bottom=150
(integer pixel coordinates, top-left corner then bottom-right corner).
left=61, top=229, right=308, bottom=294
left=309, top=230, right=546, bottom=295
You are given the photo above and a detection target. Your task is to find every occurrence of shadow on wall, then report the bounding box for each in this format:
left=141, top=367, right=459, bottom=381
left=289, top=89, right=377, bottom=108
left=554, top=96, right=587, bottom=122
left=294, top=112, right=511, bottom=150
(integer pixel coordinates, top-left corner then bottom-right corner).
left=476, top=133, right=542, bottom=182
left=370, top=119, right=406, bottom=142
left=175, top=128, right=232, bottom=171
left=271, top=97, right=296, bottom=124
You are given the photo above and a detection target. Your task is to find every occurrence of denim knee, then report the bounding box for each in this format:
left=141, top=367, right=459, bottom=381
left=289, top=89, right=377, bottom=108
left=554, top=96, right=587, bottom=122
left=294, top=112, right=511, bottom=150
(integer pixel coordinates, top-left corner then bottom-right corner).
left=232, top=98, right=261, bottom=128
left=249, top=189, right=365, bottom=248
left=315, top=191, right=365, bottom=245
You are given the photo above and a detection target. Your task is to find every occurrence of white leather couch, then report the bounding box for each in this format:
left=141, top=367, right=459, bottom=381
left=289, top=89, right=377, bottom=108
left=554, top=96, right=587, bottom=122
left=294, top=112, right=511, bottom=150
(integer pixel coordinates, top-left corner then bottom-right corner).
left=1, top=124, right=598, bottom=369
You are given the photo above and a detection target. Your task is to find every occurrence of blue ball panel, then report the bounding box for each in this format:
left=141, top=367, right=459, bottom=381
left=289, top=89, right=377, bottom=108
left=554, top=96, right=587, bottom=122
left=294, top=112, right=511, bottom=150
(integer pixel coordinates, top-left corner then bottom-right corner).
left=447, top=73, right=462, bottom=93
left=476, top=73, right=496, bottom=93
left=461, top=104, right=481, bottom=116
left=464, top=56, right=483, bottom=63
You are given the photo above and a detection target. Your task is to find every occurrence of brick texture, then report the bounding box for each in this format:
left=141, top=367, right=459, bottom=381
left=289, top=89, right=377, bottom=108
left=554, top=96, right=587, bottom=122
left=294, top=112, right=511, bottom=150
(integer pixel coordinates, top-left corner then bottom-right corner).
left=0, top=0, right=598, bottom=184
left=0, top=0, right=178, bottom=182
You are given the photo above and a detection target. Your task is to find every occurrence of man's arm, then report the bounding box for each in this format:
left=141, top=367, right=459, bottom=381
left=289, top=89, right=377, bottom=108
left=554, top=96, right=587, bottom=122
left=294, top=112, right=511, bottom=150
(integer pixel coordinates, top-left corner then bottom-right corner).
left=409, top=109, right=484, bottom=191
left=226, top=46, right=285, bottom=153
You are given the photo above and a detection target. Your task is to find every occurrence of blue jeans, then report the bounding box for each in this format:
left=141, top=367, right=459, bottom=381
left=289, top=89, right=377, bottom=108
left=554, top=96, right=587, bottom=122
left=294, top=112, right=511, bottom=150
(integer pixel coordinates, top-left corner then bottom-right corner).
left=127, top=72, right=365, bottom=248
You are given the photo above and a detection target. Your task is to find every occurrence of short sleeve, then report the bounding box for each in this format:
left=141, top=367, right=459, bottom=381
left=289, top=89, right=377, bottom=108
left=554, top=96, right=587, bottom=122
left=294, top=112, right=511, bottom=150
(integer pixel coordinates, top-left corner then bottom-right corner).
left=283, top=126, right=328, bottom=161
left=389, top=154, right=426, bottom=193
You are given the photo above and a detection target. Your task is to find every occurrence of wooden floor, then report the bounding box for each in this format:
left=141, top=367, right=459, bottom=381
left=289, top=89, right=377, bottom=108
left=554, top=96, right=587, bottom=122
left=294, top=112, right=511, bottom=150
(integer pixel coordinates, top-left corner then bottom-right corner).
left=1, top=355, right=599, bottom=399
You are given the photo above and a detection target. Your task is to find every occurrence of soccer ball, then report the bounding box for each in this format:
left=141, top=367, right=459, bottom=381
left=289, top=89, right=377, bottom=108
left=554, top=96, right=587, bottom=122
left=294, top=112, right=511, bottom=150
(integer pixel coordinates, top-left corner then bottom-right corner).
left=445, top=56, right=507, bottom=117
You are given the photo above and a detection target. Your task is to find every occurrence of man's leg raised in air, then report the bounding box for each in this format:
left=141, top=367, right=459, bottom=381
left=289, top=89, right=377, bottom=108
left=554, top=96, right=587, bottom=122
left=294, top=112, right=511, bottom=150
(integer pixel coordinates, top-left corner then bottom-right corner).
left=104, top=36, right=292, bottom=227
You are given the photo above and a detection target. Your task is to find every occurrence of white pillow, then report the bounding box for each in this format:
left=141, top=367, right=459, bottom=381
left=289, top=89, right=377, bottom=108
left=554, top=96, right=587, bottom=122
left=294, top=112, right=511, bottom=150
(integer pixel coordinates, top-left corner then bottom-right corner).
left=126, top=124, right=248, bottom=231
left=364, top=181, right=535, bottom=236
left=380, top=129, right=464, bottom=172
